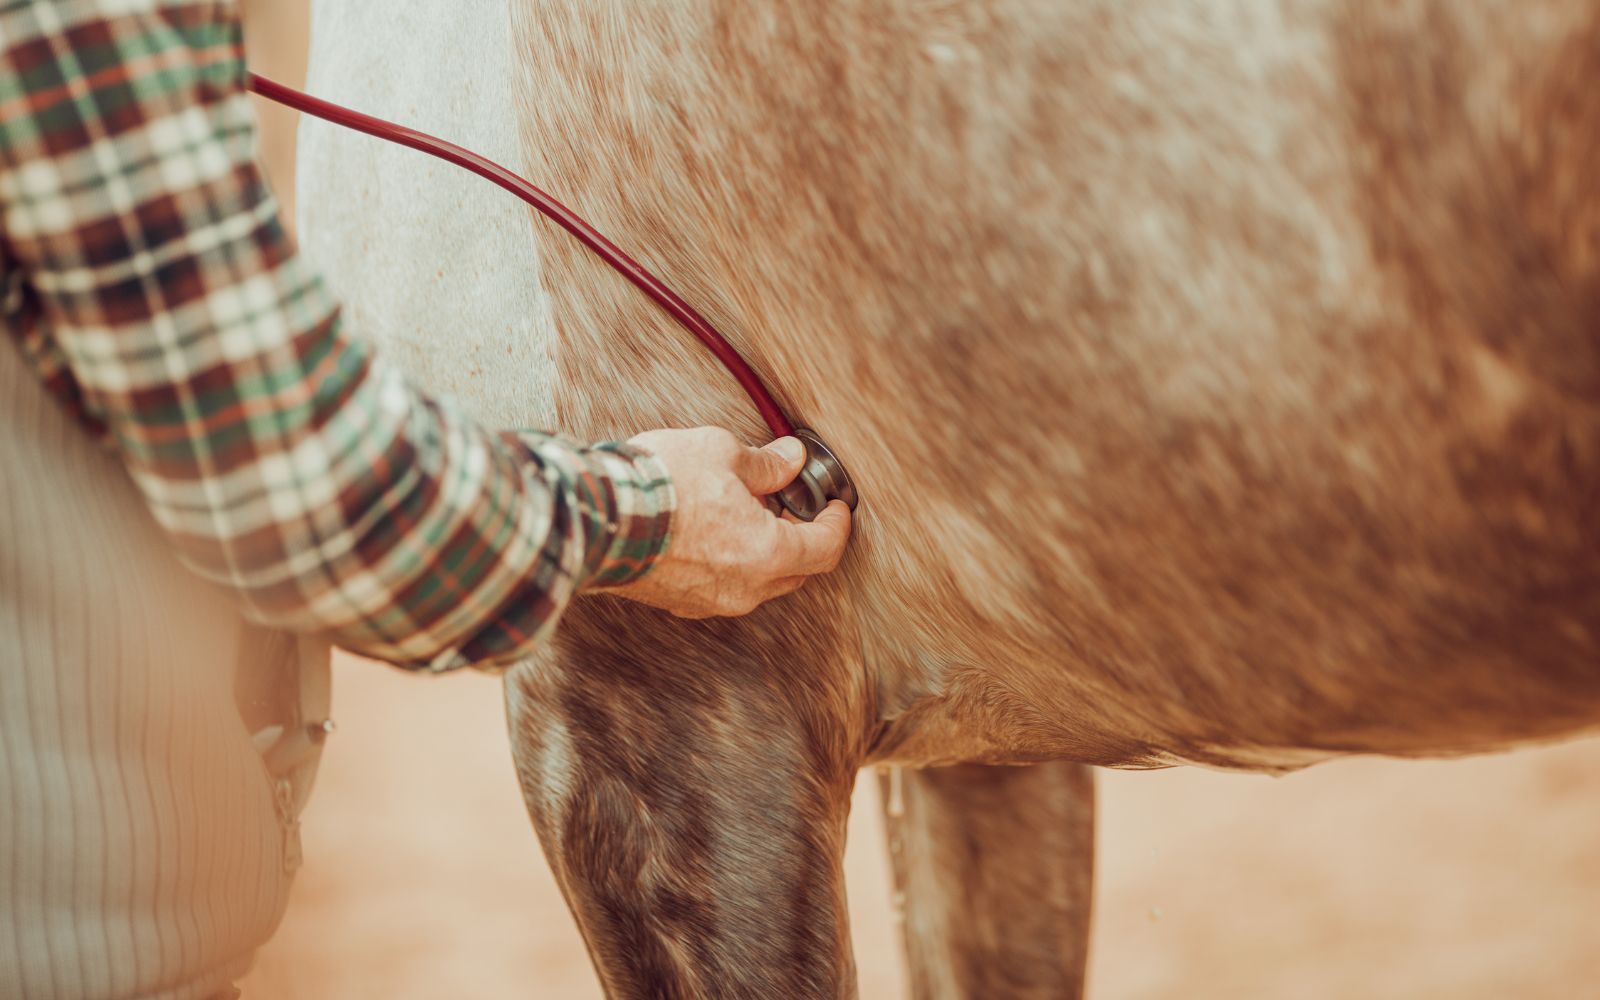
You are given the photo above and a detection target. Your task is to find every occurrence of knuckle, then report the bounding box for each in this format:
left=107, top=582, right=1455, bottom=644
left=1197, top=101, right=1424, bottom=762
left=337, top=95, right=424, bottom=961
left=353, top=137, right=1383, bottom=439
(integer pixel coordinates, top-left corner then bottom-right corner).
left=719, top=593, right=759, bottom=616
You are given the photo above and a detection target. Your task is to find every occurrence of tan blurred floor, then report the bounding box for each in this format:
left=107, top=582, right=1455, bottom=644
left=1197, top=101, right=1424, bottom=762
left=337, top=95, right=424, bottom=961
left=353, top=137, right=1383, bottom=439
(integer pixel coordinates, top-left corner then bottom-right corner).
left=242, top=653, right=1600, bottom=999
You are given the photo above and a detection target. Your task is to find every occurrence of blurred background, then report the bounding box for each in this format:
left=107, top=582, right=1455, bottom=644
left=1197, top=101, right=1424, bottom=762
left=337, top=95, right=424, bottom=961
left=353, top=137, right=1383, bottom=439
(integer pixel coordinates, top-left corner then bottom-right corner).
left=238, top=3, right=1600, bottom=997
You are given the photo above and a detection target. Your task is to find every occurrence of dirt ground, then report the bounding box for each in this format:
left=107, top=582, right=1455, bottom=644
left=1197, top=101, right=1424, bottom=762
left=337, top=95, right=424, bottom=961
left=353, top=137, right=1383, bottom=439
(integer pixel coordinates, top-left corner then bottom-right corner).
left=240, top=653, right=1600, bottom=999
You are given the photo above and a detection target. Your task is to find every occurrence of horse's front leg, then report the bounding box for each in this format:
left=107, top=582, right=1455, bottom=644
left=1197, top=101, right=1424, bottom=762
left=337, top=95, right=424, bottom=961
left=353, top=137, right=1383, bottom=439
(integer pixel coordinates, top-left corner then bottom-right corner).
left=505, top=595, right=867, bottom=999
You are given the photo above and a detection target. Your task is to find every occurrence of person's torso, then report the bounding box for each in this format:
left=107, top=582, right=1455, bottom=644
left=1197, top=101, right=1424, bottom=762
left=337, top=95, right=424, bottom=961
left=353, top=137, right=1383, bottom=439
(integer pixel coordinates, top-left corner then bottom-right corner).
left=1, top=311, right=330, bottom=1000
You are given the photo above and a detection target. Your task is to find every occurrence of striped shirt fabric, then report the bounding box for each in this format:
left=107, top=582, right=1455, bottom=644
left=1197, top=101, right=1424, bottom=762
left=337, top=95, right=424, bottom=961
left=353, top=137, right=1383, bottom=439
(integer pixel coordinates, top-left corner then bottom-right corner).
left=0, top=0, right=675, bottom=672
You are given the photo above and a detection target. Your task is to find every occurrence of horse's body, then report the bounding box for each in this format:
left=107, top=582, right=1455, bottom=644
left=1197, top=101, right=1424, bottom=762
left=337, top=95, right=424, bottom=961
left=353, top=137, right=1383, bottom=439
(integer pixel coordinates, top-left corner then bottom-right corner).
left=300, top=1, right=1600, bottom=995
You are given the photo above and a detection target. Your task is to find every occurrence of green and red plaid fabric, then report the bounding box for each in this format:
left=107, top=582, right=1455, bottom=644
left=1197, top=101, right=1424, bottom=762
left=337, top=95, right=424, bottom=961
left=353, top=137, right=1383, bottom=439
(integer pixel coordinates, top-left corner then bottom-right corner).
left=0, top=0, right=674, bottom=671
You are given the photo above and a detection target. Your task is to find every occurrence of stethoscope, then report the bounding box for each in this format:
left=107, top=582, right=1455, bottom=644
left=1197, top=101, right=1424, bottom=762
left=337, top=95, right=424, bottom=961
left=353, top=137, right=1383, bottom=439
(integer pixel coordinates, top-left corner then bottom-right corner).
left=248, top=72, right=857, bottom=521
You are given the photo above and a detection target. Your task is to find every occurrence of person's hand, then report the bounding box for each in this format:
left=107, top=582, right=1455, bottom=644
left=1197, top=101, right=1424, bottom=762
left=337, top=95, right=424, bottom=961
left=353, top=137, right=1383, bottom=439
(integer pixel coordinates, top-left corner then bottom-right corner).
left=596, top=427, right=853, bottom=617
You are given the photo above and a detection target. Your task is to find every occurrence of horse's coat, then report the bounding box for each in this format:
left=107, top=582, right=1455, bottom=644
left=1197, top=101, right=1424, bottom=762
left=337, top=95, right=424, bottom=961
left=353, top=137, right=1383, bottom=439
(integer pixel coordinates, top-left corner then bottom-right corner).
left=300, top=1, right=1600, bottom=996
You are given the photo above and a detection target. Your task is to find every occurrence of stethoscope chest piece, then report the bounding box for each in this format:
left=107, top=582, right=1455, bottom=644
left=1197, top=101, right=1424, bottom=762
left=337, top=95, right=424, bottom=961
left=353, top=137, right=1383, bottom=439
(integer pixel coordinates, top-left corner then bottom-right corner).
left=777, top=428, right=859, bottom=522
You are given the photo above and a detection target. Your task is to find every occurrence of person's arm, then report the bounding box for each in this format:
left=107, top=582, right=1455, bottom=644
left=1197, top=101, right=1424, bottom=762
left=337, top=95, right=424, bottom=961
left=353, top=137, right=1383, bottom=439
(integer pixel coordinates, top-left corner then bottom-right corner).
left=0, top=1, right=843, bottom=672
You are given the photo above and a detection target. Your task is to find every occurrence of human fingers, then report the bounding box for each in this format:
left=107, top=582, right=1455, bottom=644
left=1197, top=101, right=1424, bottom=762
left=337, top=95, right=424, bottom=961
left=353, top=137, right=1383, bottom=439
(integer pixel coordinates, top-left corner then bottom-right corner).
left=768, top=499, right=852, bottom=576
left=732, top=436, right=807, bottom=495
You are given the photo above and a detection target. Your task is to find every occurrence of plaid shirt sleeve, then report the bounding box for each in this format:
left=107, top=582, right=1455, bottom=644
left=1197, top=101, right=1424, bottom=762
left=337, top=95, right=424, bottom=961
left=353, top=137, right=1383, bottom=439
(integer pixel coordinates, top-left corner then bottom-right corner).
left=0, top=0, right=674, bottom=672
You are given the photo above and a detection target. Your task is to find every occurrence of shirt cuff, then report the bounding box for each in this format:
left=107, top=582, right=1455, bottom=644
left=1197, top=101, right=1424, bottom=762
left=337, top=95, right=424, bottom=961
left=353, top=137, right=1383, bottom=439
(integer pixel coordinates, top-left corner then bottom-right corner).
left=510, top=431, right=676, bottom=590
left=581, top=441, right=676, bottom=587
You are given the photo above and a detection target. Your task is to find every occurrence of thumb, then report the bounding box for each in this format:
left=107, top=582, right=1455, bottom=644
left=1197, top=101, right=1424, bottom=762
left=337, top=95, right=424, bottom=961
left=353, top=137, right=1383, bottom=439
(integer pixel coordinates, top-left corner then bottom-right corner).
left=735, top=436, right=807, bottom=495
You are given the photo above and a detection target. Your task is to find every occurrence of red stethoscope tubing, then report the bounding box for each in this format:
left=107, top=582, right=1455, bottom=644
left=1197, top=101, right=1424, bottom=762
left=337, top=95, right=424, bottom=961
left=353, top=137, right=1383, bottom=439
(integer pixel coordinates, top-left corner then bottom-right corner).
left=246, top=71, right=795, bottom=439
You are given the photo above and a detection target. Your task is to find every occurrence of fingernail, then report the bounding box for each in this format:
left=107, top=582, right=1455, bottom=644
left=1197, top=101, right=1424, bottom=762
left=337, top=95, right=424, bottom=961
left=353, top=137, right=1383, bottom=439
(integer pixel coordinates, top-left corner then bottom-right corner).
left=772, top=436, right=807, bottom=463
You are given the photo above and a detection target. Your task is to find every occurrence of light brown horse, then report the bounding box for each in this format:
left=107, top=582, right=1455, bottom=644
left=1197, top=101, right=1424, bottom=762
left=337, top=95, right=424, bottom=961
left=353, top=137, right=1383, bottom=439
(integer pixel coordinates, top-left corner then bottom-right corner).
left=281, top=0, right=1600, bottom=994
left=493, top=1, right=1599, bottom=996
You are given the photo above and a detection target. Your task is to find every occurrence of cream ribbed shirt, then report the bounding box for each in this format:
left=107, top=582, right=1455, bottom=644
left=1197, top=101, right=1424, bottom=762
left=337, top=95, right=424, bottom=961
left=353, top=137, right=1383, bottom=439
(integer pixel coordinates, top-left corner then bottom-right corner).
left=1, top=339, right=330, bottom=999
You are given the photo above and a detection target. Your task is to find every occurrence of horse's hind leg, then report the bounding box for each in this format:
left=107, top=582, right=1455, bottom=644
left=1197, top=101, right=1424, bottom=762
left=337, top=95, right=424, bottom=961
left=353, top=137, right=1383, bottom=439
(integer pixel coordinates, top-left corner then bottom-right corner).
left=504, top=596, right=867, bottom=999
left=880, top=762, right=1096, bottom=1000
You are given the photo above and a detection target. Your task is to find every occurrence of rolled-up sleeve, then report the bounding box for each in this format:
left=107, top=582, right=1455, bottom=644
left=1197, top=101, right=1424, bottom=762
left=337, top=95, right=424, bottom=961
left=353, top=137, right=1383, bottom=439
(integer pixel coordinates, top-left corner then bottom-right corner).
left=0, top=0, right=673, bottom=672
